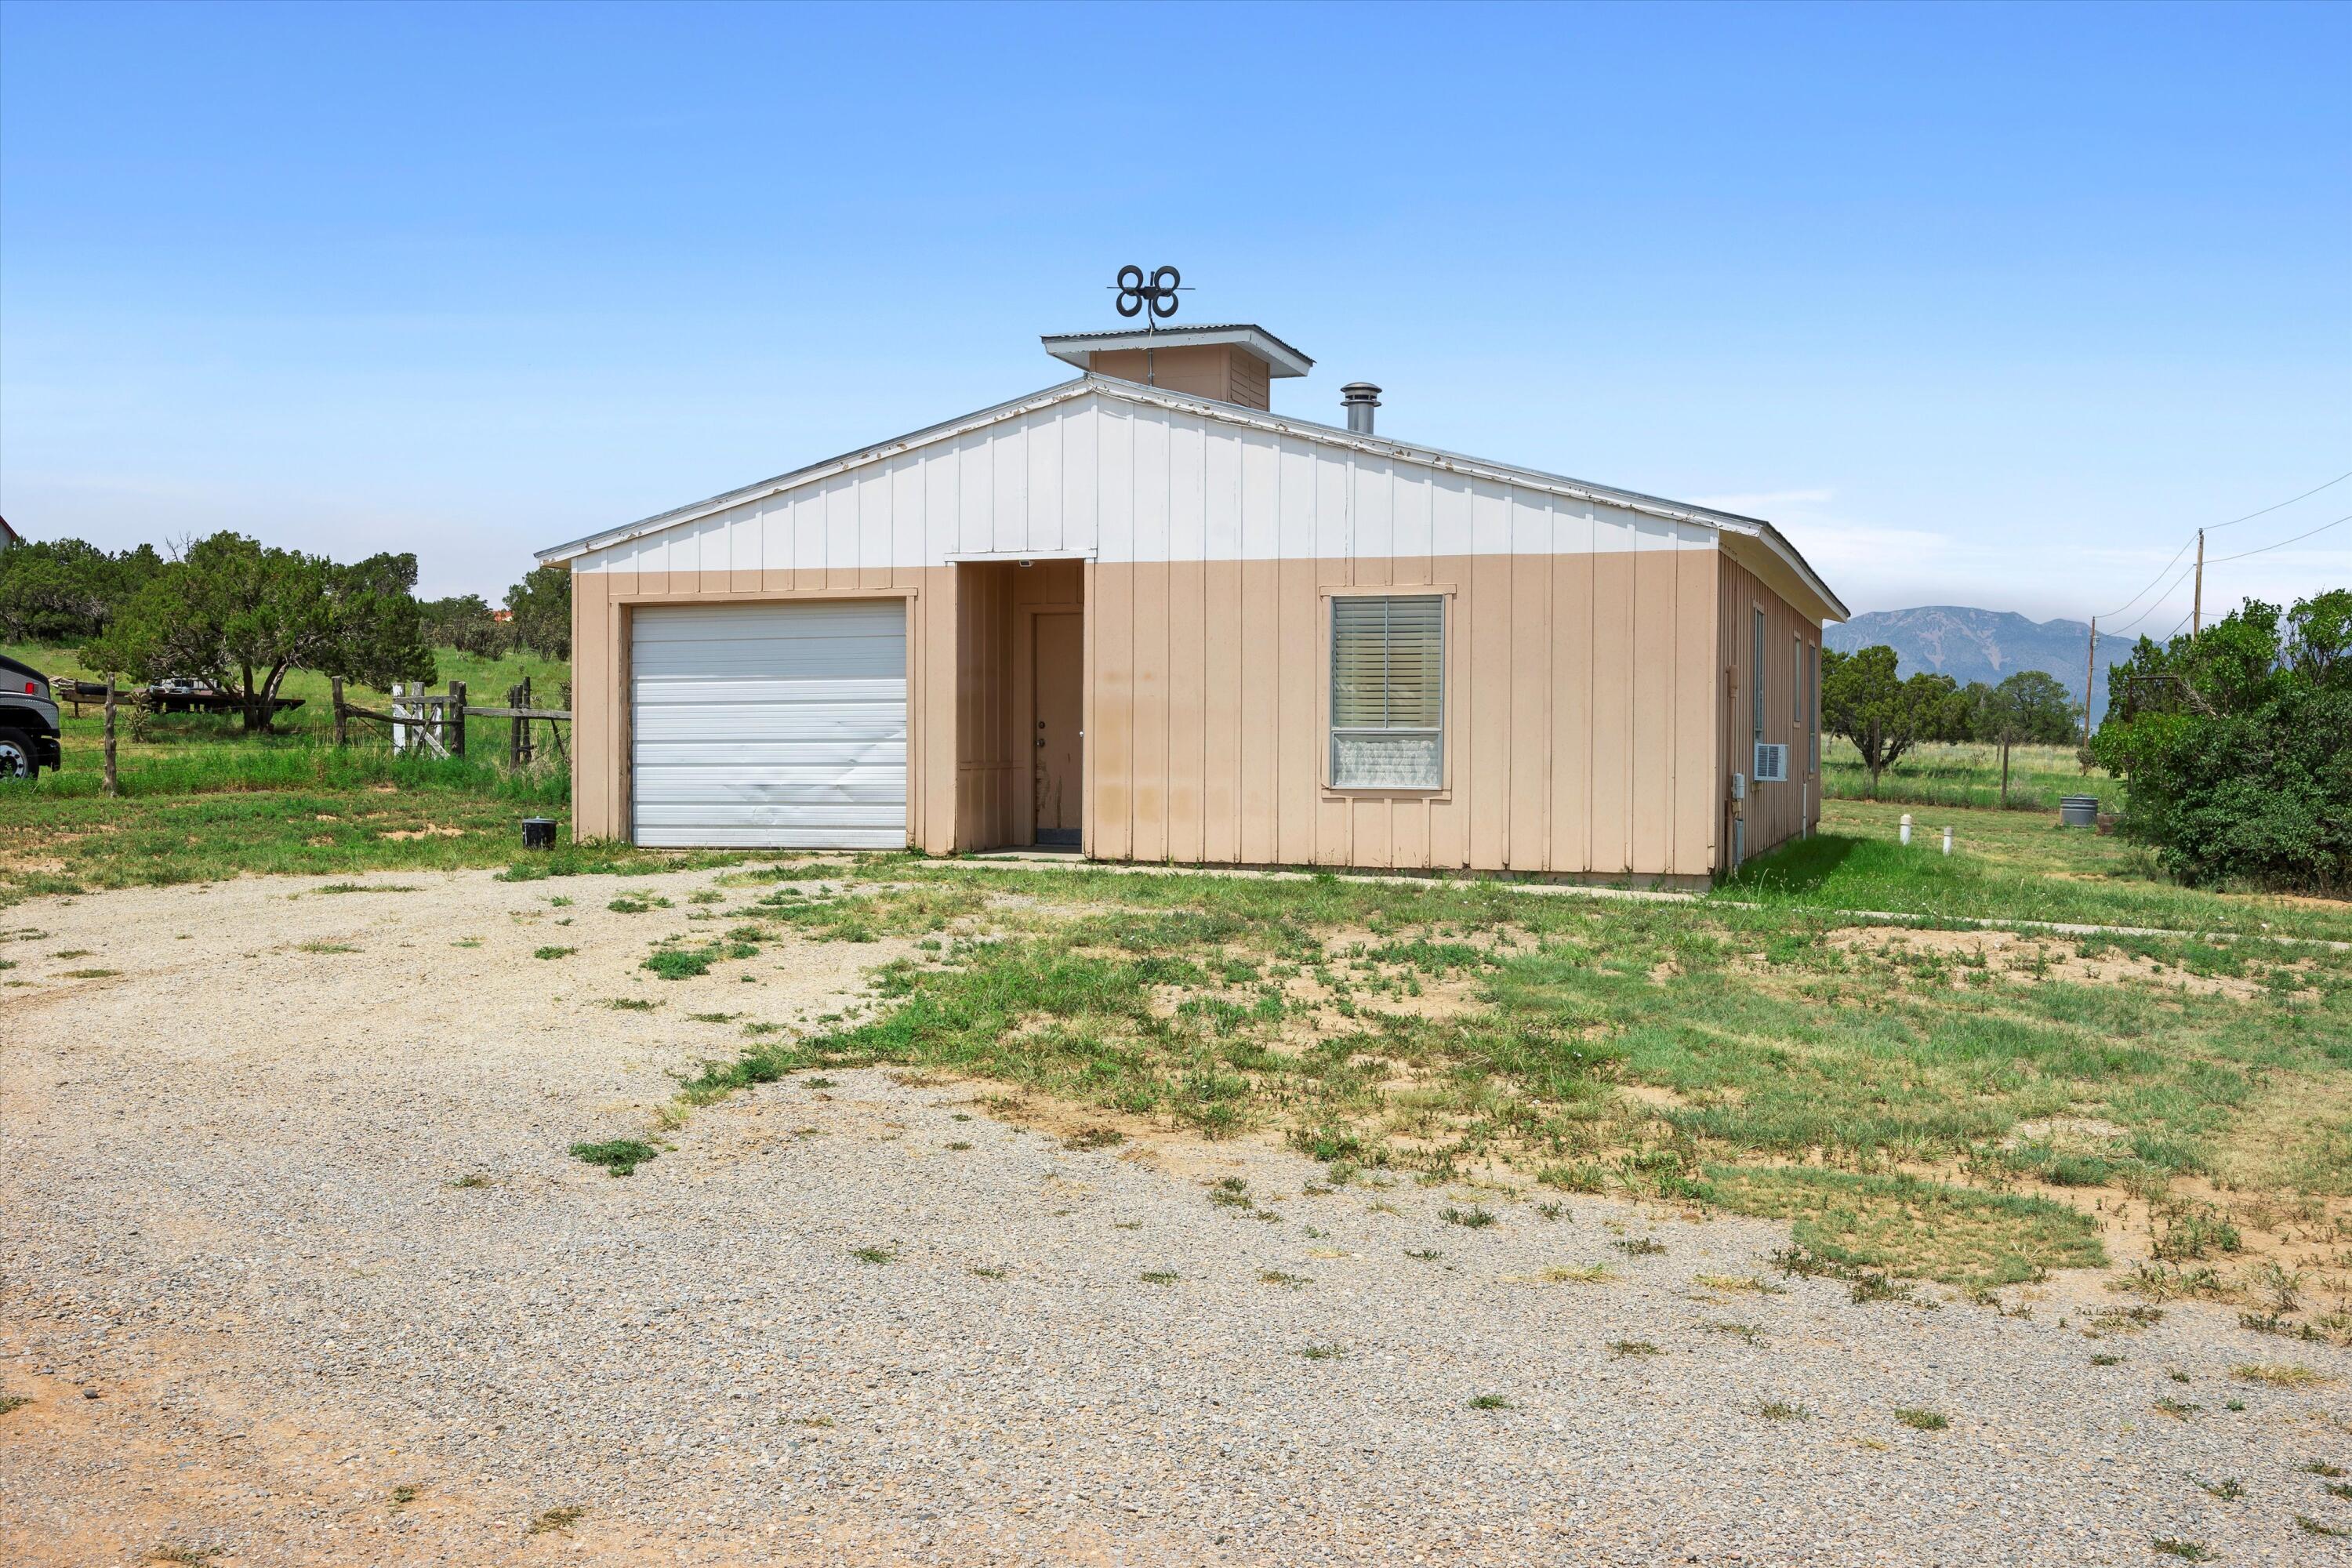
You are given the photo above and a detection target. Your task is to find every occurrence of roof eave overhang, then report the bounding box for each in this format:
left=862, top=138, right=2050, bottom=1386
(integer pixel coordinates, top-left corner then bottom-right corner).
left=1717, top=525, right=1850, bottom=626
left=1040, top=325, right=1314, bottom=379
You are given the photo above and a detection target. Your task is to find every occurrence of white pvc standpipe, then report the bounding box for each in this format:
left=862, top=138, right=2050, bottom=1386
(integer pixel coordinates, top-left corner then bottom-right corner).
left=1899, top=813, right=1912, bottom=846
left=1943, top=826, right=1953, bottom=855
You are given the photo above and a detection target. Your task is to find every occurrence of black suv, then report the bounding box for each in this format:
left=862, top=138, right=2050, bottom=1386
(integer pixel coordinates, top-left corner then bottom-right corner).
left=0, top=652, right=64, bottom=780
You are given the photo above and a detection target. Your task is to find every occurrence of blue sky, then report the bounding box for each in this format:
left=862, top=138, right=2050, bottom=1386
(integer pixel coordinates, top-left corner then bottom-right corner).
left=2, top=0, right=2346, bottom=629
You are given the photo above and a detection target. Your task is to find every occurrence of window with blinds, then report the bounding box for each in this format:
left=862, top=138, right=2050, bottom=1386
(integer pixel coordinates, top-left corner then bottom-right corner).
left=1330, top=593, right=1444, bottom=789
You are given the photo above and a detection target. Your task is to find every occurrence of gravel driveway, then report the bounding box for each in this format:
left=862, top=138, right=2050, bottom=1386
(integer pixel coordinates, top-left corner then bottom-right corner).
left=3, top=868, right=2348, bottom=1566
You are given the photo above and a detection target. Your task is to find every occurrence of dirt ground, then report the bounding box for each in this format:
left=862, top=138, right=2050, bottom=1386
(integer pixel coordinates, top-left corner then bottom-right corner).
left=5, top=869, right=2350, bottom=1567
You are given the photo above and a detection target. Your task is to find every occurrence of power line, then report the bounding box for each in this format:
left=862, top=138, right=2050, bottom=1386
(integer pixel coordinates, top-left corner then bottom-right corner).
left=2106, top=557, right=2198, bottom=637
left=2202, top=510, right=2350, bottom=564
left=2094, top=472, right=2352, bottom=620
left=2096, top=537, right=2195, bottom=622
left=2107, top=513, right=2350, bottom=646
left=2204, top=469, right=2352, bottom=532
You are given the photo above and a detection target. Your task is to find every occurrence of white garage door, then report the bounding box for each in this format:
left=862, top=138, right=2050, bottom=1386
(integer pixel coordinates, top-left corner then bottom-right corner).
left=630, top=601, right=908, bottom=849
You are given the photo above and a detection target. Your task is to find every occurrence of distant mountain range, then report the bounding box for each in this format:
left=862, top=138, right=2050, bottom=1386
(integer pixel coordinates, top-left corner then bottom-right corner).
left=1824, top=606, right=2111, bottom=719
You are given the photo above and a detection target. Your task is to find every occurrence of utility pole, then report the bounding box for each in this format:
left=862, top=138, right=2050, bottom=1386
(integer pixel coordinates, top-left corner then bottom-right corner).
left=2082, top=616, right=2097, bottom=749
left=2191, top=529, right=2204, bottom=636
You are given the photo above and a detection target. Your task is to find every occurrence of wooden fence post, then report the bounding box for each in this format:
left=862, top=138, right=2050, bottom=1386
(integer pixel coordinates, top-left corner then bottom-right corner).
left=449, top=681, right=466, bottom=757
left=102, top=681, right=118, bottom=798
left=518, top=675, right=535, bottom=768
left=332, top=677, right=347, bottom=746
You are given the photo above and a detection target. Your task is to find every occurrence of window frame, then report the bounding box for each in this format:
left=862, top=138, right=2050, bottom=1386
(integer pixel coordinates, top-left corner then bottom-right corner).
left=1793, top=632, right=1803, bottom=726
left=1322, top=586, right=1453, bottom=797
left=1808, top=641, right=1820, bottom=776
left=1751, top=606, right=1766, bottom=746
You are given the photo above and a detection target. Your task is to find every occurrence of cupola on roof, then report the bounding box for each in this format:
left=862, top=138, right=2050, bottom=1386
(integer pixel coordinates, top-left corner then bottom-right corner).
left=1039, top=323, right=1312, bottom=411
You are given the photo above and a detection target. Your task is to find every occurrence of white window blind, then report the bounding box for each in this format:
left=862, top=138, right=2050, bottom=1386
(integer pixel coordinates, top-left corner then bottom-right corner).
left=1330, top=594, right=1444, bottom=789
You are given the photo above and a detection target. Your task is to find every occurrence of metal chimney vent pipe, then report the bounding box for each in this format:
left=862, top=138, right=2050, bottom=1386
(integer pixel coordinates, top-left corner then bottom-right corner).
left=1340, top=382, right=1381, bottom=434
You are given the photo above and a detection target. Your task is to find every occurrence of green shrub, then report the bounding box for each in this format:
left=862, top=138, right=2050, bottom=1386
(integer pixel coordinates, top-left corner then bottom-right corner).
left=2092, top=591, right=2350, bottom=894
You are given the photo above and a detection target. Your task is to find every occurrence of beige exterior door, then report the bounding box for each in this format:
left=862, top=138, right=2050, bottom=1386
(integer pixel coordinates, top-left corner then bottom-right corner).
left=1031, top=611, right=1082, bottom=845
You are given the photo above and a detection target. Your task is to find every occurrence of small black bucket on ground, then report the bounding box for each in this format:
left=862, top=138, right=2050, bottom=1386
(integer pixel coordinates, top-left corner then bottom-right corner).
left=2058, top=795, right=2100, bottom=828
left=521, top=817, right=557, bottom=851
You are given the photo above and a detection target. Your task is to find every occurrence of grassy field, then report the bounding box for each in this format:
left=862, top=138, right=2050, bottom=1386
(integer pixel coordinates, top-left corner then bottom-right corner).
left=2, top=640, right=572, bottom=797
left=1724, top=798, right=2352, bottom=943
left=0, top=641, right=582, bottom=906
left=5, top=648, right=2347, bottom=1322
left=1822, top=739, right=2121, bottom=813
left=612, top=801, right=2352, bottom=1323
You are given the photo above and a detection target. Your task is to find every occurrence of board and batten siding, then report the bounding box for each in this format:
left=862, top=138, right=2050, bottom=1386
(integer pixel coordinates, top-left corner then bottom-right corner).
left=1717, top=555, right=1821, bottom=867
left=567, top=386, right=1733, bottom=879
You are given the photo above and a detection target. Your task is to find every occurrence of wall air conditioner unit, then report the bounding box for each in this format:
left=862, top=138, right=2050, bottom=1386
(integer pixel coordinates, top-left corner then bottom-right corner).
left=1753, top=742, right=1789, bottom=784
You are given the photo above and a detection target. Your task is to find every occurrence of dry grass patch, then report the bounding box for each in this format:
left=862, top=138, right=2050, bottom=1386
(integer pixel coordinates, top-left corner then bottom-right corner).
left=1502, top=1262, right=1615, bottom=1285
left=2213, top=1073, right=2352, bottom=1199
left=1817, top=926, right=2293, bottom=1003
left=2230, top=1363, right=2333, bottom=1388
left=1710, top=1167, right=2106, bottom=1288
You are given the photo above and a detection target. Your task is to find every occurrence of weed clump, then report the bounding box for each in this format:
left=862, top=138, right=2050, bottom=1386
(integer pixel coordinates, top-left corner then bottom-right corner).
left=568, top=1138, right=657, bottom=1177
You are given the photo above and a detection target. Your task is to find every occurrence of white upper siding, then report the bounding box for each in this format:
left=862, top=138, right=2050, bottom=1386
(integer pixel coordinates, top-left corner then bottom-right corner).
left=569, top=388, right=1715, bottom=576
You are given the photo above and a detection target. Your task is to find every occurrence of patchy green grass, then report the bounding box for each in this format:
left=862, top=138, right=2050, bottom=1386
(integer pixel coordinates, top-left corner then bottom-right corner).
left=568, top=1138, right=657, bottom=1177
left=13, top=666, right=2348, bottom=1312
left=647, top=834, right=2347, bottom=1294
left=0, top=643, right=782, bottom=908
left=1724, top=797, right=2352, bottom=942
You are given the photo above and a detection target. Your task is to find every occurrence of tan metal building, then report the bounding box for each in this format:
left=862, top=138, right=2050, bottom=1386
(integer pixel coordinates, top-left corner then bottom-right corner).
left=535, top=324, right=1847, bottom=885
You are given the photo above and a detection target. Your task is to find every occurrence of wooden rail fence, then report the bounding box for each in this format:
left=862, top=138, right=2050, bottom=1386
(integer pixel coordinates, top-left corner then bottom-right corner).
left=330, top=678, right=571, bottom=762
